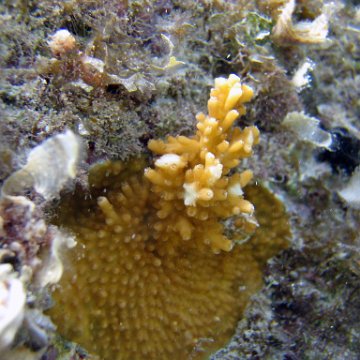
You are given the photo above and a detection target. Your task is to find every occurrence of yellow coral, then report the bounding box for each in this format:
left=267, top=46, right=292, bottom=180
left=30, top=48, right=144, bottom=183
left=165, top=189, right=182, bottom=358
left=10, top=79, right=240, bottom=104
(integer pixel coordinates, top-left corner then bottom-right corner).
left=145, top=74, right=259, bottom=252
left=49, top=75, right=289, bottom=360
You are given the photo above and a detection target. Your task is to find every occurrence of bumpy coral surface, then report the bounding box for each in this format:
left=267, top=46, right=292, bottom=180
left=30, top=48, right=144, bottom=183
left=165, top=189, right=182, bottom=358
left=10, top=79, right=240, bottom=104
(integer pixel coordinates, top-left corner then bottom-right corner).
left=49, top=75, right=289, bottom=360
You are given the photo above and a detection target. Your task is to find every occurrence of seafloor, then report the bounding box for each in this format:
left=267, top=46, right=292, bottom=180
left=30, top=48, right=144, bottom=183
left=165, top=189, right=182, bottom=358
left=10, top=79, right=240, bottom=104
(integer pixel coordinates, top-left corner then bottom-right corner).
left=0, top=1, right=359, bottom=360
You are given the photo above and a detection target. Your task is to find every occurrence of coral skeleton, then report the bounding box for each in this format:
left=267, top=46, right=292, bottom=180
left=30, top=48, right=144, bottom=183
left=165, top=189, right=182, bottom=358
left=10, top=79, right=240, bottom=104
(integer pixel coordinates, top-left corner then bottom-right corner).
left=50, top=75, right=288, bottom=360
left=2, top=130, right=80, bottom=200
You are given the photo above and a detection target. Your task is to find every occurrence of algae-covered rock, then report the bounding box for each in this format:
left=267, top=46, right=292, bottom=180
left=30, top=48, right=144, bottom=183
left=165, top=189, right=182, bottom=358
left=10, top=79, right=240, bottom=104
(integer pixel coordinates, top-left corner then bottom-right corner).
left=0, top=0, right=359, bottom=359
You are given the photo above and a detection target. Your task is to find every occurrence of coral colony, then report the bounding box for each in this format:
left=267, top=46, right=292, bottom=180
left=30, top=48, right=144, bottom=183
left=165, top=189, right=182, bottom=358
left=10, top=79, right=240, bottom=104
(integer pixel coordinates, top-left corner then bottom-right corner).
left=49, top=74, right=289, bottom=359
left=2, top=0, right=359, bottom=358
left=144, top=74, right=259, bottom=253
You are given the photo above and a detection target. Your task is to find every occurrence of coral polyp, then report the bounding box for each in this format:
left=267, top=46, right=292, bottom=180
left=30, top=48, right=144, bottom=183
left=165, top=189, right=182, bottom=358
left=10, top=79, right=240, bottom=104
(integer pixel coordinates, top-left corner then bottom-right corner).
left=49, top=75, right=290, bottom=359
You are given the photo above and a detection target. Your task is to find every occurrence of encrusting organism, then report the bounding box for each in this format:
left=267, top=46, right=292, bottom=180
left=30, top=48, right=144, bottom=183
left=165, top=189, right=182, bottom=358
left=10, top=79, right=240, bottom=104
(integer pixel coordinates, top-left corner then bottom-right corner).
left=50, top=75, right=290, bottom=360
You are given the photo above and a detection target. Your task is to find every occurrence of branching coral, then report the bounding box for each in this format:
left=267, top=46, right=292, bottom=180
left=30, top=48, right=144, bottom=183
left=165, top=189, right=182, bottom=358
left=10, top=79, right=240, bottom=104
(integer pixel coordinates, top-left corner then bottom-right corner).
left=49, top=75, right=289, bottom=360
left=145, top=74, right=259, bottom=253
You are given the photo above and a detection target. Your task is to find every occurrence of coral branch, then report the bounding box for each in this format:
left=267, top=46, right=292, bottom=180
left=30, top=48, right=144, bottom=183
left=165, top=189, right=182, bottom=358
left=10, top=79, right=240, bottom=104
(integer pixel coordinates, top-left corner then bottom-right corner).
left=145, top=74, right=259, bottom=252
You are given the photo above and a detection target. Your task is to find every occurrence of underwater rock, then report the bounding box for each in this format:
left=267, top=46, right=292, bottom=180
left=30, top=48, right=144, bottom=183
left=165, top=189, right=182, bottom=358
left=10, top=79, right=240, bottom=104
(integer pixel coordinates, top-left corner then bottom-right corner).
left=1, top=1, right=359, bottom=359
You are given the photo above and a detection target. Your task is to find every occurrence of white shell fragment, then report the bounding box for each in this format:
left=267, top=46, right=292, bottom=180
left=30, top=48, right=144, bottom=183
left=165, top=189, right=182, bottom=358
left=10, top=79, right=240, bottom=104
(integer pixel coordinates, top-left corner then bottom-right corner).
left=282, top=111, right=332, bottom=149
left=36, top=232, right=76, bottom=288
left=0, top=264, right=26, bottom=352
left=2, top=130, right=81, bottom=200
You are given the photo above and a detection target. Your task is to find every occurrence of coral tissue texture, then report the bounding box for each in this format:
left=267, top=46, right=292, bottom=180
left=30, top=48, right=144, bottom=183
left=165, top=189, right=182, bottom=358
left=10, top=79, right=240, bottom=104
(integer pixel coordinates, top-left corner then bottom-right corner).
left=50, top=75, right=288, bottom=360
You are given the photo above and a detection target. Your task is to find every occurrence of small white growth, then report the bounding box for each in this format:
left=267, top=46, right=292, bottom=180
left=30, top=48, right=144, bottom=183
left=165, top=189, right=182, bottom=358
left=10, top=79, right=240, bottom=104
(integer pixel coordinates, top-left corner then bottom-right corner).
left=183, top=182, right=198, bottom=206
left=2, top=130, right=81, bottom=200
left=282, top=112, right=332, bottom=149
left=292, top=59, right=315, bottom=90
left=155, top=154, right=183, bottom=168
left=48, top=29, right=76, bottom=56
left=0, top=264, right=26, bottom=352
left=228, top=182, right=243, bottom=196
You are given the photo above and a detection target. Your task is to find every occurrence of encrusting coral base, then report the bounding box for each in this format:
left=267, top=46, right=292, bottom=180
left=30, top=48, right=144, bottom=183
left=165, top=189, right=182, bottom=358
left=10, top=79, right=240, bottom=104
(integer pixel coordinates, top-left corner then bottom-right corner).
left=49, top=75, right=290, bottom=359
